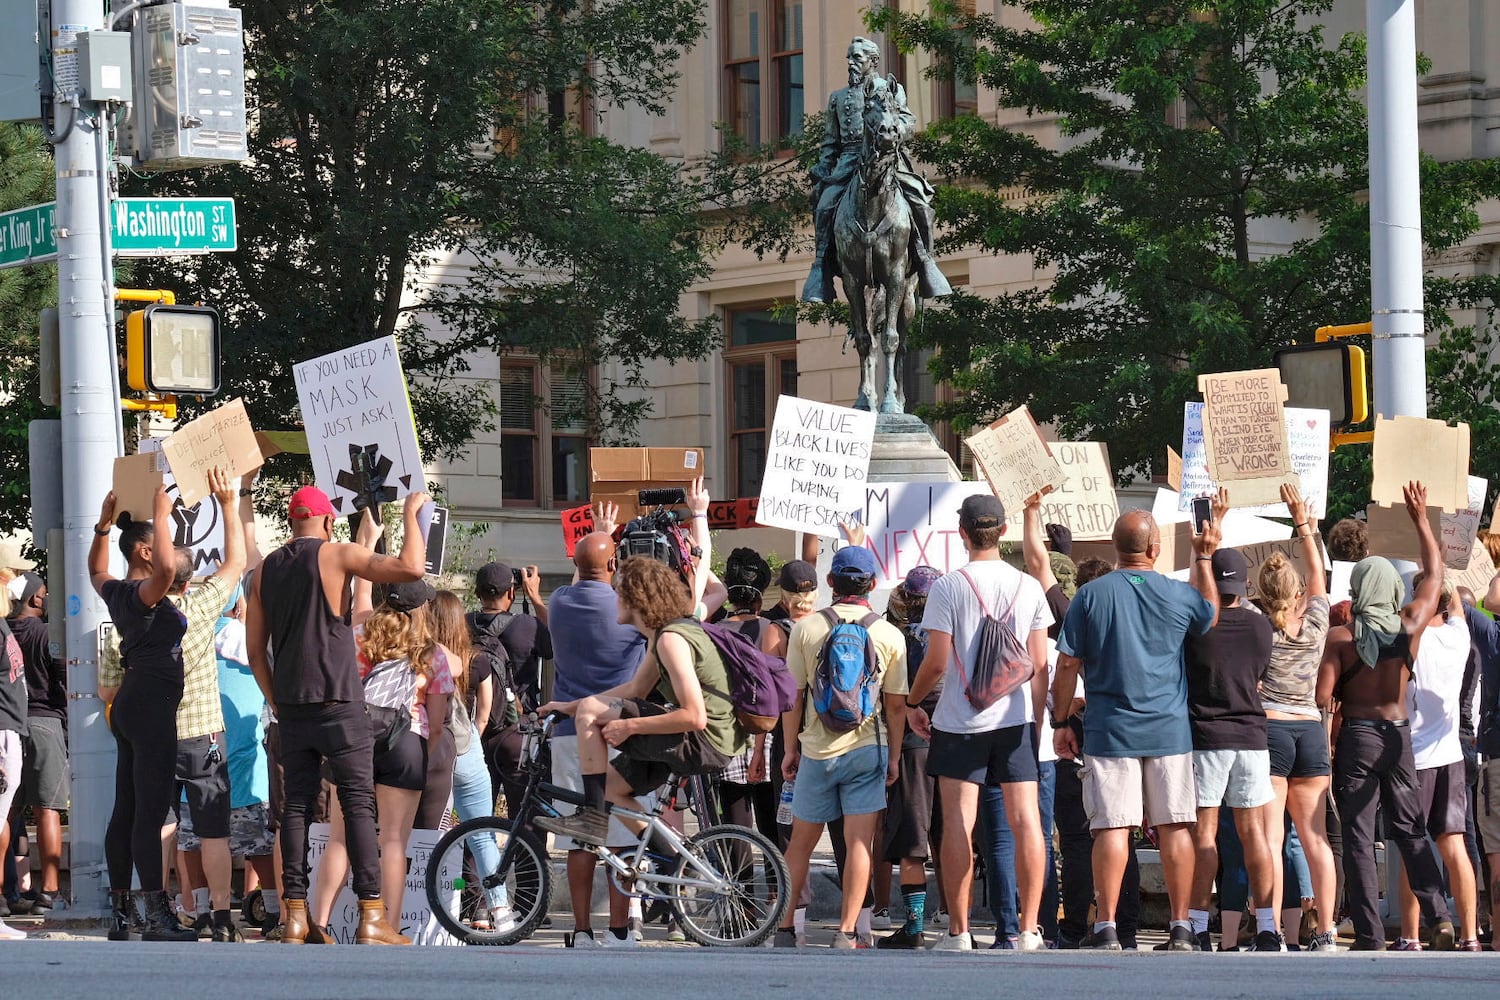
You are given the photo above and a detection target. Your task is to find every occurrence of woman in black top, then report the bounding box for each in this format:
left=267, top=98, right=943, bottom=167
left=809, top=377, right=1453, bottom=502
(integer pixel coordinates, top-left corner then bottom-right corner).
left=89, top=483, right=197, bottom=942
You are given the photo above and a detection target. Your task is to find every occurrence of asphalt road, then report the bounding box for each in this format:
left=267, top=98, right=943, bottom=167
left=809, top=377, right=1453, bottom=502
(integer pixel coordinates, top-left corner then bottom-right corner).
left=3, top=940, right=1496, bottom=1000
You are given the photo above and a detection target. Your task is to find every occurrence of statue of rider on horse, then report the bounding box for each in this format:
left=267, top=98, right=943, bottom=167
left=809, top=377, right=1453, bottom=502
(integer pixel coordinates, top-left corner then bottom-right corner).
left=803, top=37, right=952, bottom=413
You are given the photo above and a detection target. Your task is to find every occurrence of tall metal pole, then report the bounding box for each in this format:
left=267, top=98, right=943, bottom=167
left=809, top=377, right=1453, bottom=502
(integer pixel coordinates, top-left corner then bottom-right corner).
left=1366, top=0, right=1427, bottom=418
left=53, top=0, right=119, bottom=916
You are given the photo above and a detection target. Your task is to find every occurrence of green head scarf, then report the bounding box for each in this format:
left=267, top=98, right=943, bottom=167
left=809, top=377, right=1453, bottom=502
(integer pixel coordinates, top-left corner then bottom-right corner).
left=1349, top=556, right=1405, bottom=668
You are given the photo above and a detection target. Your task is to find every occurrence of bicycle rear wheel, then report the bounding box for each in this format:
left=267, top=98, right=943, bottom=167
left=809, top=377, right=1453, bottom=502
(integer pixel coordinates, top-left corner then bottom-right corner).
left=426, top=816, right=552, bottom=946
left=669, top=825, right=790, bottom=947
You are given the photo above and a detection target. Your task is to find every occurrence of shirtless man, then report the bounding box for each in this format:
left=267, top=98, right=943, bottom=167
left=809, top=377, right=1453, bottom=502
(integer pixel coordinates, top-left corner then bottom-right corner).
left=1317, top=480, right=1456, bottom=951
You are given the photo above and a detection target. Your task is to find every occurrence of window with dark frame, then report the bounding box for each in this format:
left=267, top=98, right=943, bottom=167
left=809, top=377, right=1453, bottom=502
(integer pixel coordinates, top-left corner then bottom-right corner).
left=935, top=0, right=979, bottom=120
left=499, top=360, right=593, bottom=508
left=725, top=306, right=798, bottom=498
left=724, top=0, right=805, bottom=148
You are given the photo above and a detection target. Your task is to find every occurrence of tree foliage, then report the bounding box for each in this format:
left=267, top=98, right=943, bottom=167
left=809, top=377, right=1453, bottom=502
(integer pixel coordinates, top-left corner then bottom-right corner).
left=127, top=0, right=724, bottom=458
left=867, top=0, right=1500, bottom=519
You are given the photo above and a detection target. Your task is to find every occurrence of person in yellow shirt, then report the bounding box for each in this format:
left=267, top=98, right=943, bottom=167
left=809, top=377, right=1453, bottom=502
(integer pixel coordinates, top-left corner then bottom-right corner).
left=773, top=544, right=906, bottom=949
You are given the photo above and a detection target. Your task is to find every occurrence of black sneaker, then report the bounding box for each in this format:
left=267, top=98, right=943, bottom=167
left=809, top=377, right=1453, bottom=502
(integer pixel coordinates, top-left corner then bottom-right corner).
left=22, top=890, right=56, bottom=911
left=1197, top=931, right=1212, bottom=952
left=1082, top=925, right=1122, bottom=951
left=1167, top=925, right=1198, bottom=951
left=211, top=910, right=242, bottom=943
left=772, top=927, right=799, bottom=949
left=1252, top=930, right=1287, bottom=952
left=876, top=927, right=926, bottom=949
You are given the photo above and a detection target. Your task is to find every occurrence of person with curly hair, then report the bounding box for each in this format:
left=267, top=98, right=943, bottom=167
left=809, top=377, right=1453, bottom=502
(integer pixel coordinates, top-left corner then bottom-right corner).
left=537, top=557, right=749, bottom=849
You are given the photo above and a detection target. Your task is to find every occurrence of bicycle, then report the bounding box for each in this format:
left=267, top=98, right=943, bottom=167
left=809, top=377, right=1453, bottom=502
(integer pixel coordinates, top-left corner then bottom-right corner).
left=425, top=712, right=791, bottom=947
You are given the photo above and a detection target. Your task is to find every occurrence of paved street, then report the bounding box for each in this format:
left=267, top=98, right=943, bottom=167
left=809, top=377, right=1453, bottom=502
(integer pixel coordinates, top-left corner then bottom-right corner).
left=3, top=940, right=1496, bottom=999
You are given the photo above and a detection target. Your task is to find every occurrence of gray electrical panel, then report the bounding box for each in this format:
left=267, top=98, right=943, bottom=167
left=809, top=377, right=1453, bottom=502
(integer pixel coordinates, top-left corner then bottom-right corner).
left=0, top=0, right=42, bottom=122
left=123, top=2, right=247, bottom=170
left=77, top=29, right=132, bottom=103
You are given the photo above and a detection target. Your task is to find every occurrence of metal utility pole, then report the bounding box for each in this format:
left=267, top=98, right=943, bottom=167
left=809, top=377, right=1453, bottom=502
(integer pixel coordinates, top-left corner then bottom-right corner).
left=53, top=0, right=121, bottom=916
left=1366, top=0, right=1427, bottom=419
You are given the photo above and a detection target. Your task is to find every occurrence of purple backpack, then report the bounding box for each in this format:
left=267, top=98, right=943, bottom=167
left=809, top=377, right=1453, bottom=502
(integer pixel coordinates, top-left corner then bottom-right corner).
left=676, top=619, right=797, bottom=734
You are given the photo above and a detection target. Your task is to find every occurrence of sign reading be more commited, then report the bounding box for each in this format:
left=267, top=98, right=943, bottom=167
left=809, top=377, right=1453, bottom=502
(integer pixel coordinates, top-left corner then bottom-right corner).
left=1196, top=368, right=1297, bottom=507
left=757, top=396, right=876, bottom=538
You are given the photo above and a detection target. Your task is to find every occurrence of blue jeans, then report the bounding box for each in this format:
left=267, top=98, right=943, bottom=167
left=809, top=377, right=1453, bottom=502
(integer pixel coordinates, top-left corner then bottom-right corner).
left=452, top=727, right=506, bottom=910
left=978, top=760, right=1057, bottom=941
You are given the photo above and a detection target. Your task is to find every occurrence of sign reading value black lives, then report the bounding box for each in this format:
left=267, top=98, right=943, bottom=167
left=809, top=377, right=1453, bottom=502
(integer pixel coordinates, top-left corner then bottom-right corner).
left=757, top=396, right=877, bottom=538
left=294, top=336, right=426, bottom=513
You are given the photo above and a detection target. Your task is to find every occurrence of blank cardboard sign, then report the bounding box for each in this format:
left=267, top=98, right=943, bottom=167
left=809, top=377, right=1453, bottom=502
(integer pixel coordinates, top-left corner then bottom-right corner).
left=112, top=453, right=165, bottom=523
left=1364, top=502, right=1443, bottom=563
left=1371, top=414, right=1469, bottom=513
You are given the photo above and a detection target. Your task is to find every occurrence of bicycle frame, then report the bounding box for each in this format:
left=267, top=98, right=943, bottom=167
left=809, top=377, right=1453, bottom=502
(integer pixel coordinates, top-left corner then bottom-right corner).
left=487, top=715, right=737, bottom=898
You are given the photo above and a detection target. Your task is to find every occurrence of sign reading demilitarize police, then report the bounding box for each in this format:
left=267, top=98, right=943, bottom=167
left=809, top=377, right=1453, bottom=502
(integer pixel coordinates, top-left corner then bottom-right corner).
left=757, top=395, right=876, bottom=538
left=294, top=336, right=426, bottom=514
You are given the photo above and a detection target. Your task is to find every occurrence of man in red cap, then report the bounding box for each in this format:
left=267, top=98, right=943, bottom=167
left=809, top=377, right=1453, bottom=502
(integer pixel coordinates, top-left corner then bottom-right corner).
left=245, top=484, right=429, bottom=945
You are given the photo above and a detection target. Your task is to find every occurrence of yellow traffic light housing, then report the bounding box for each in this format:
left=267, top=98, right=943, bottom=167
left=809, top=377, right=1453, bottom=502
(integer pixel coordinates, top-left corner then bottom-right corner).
left=126, top=304, right=221, bottom=396
left=1274, top=341, right=1369, bottom=430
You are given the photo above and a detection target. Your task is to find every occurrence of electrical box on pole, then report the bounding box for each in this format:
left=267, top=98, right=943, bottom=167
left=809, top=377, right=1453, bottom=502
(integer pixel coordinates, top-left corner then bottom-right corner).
left=0, top=0, right=42, bottom=122
left=120, top=2, right=247, bottom=170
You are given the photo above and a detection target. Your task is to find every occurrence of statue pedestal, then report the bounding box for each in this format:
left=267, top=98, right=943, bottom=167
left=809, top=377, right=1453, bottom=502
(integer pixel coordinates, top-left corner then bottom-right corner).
left=868, top=413, right=961, bottom=483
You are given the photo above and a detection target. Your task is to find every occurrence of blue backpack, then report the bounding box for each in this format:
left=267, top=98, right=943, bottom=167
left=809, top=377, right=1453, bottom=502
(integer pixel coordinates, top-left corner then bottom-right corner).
left=811, top=608, right=882, bottom=733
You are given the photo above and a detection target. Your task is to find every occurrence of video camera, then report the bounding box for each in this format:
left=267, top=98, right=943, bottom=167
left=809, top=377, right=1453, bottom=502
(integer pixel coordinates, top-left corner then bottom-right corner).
left=620, top=487, right=698, bottom=579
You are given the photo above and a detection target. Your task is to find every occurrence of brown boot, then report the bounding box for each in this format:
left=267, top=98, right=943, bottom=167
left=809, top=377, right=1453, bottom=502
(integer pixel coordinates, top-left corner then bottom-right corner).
left=282, top=898, right=310, bottom=945
left=305, top=921, right=338, bottom=945
left=356, top=899, right=410, bottom=945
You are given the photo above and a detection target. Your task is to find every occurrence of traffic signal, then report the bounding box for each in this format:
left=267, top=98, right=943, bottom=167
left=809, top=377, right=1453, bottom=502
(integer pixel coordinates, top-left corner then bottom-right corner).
left=125, top=304, right=221, bottom=395
left=1274, top=341, right=1368, bottom=430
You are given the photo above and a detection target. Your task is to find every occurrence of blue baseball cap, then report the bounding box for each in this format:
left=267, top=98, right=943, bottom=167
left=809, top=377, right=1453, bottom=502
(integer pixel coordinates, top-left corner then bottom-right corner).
left=830, top=545, right=878, bottom=579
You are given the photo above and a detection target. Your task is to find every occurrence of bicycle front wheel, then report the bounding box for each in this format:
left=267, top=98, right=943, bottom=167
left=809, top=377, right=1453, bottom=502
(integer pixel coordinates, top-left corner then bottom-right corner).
left=669, top=824, right=790, bottom=947
left=426, top=816, right=552, bottom=946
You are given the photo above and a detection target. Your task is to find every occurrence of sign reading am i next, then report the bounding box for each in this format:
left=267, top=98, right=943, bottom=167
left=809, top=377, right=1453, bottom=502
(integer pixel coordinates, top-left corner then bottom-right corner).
left=0, top=197, right=237, bottom=269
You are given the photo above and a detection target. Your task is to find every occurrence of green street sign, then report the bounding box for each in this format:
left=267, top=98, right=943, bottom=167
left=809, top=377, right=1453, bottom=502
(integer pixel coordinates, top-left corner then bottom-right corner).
left=112, top=198, right=237, bottom=256
left=0, top=202, right=58, bottom=269
left=0, top=197, right=238, bottom=269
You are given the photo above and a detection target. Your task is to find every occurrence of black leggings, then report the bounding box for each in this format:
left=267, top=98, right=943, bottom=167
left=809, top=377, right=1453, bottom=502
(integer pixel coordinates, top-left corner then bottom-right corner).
left=106, top=672, right=181, bottom=892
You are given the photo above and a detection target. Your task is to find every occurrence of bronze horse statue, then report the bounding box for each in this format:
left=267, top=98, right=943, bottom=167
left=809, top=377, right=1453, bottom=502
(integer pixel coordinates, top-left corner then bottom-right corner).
left=833, top=80, right=920, bottom=414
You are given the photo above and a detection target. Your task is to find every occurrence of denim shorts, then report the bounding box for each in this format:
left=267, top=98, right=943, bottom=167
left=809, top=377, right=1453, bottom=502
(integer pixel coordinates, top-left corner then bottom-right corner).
left=791, top=744, right=887, bottom=824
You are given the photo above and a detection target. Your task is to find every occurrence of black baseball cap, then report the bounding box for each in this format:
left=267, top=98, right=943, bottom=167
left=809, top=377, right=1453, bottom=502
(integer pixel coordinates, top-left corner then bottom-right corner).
left=475, top=562, right=514, bottom=597
left=1211, top=549, right=1249, bottom=597
left=777, top=560, right=818, bottom=594
left=382, top=579, right=437, bottom=613
left=959, top=494, right=1005, bottom=530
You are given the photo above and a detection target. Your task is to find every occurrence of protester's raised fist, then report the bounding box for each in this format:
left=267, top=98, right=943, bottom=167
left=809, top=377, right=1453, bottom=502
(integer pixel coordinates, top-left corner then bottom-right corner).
left=404, top=491, right=432, bottom=515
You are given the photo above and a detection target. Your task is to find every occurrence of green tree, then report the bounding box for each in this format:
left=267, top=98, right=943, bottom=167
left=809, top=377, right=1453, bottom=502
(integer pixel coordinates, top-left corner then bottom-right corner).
left=129, top=0, right=722, bottom=461
left=0, top=122, right=56, bottom=538
left=869, top=0, right=1500, bottom=518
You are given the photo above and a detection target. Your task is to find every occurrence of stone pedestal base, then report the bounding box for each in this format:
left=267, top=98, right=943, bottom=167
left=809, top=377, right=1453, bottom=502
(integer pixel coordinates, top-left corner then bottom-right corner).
left=868, top=412, right=961, bottom=483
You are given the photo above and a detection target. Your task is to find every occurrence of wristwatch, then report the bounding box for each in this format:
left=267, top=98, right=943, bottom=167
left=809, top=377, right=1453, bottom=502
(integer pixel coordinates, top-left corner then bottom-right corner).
left=1049, top=713, right=1073, bottom=730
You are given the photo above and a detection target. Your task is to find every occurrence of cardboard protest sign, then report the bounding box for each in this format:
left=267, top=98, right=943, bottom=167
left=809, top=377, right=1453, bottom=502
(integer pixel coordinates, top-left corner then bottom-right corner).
left=1186, top=370, right=1310, bottom=509
left=814, top=481, right=994, bottom=612
left=1071, top=521, right=1195, bottom=576
left=757, top=396, right=876, bottom=538
left=964, top=404, right=1066, bottom=518
left=1036, top=442, right=1118, bottom=542
left=307, top=823, right=458, bottom=946
left=1371, top=414, right=1469, bottom=513
left=112, top=453, right=165, bottom=523
left=1364, top=502, right=1443, bottom=563
left=294, top=336, right=426, bottom=514
left=590, top=447, right=703, bottom=522
left=1166, top=447, right=1182, bottom=492
left=1440, top=476, right=1487, bottom=571
left=160, top=398, right=263, bottom=508
left=1234, top=536, right=1322, bottom=601
left=1448, top=542, right=1497, bottom=599
left=1180, top=404, right=1329, bottom=517
left=417, top=503, right=449, bottom=576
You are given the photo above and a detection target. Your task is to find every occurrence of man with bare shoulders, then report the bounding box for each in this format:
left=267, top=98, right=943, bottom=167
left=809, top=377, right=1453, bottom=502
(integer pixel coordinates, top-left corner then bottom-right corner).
left=1317, top=480, right=1455, bottom=952
left=245, top=486, right=429, bottom=946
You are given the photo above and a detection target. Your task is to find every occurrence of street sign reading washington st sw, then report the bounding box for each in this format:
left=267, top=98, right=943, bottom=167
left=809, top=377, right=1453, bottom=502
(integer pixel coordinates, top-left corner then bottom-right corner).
left=0, top=197, right=237, bottom=269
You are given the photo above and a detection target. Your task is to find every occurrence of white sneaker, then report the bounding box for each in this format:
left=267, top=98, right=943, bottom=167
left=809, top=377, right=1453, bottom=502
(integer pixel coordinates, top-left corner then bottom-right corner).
left=601, top=929, right=639, bottom=949
left=573, top=930, right=604, bottom=949
left=488, top=906, right=517, bottom=934
left=930, top=910, right=948, bottom=928
left=0, top=919, right=27, bottom=941
left=1017, top=929, right=1046, bottom=952
left=930, top=931, right=973, bottom=952
left=871, top=907, right=893, bottom=930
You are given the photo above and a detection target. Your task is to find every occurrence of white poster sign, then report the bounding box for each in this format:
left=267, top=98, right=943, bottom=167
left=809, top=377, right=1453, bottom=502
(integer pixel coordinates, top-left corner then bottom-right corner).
left=757, top=395, right=876, bottom=538
left=306, top=823, right=459, bottom=946
left=139, top=439, right=226, bottom=575
left=1180, top=403, right=1330, bottom=518
left=1441, top=475, right=1488, bottom=570
left=294, top=336, right=426, bottom=514
left=812, top=481, right=996, bottom=612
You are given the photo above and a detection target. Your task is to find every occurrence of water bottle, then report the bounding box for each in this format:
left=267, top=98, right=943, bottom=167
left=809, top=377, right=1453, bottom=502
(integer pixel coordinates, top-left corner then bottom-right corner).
left=777, top=780, right=795, bottom=826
